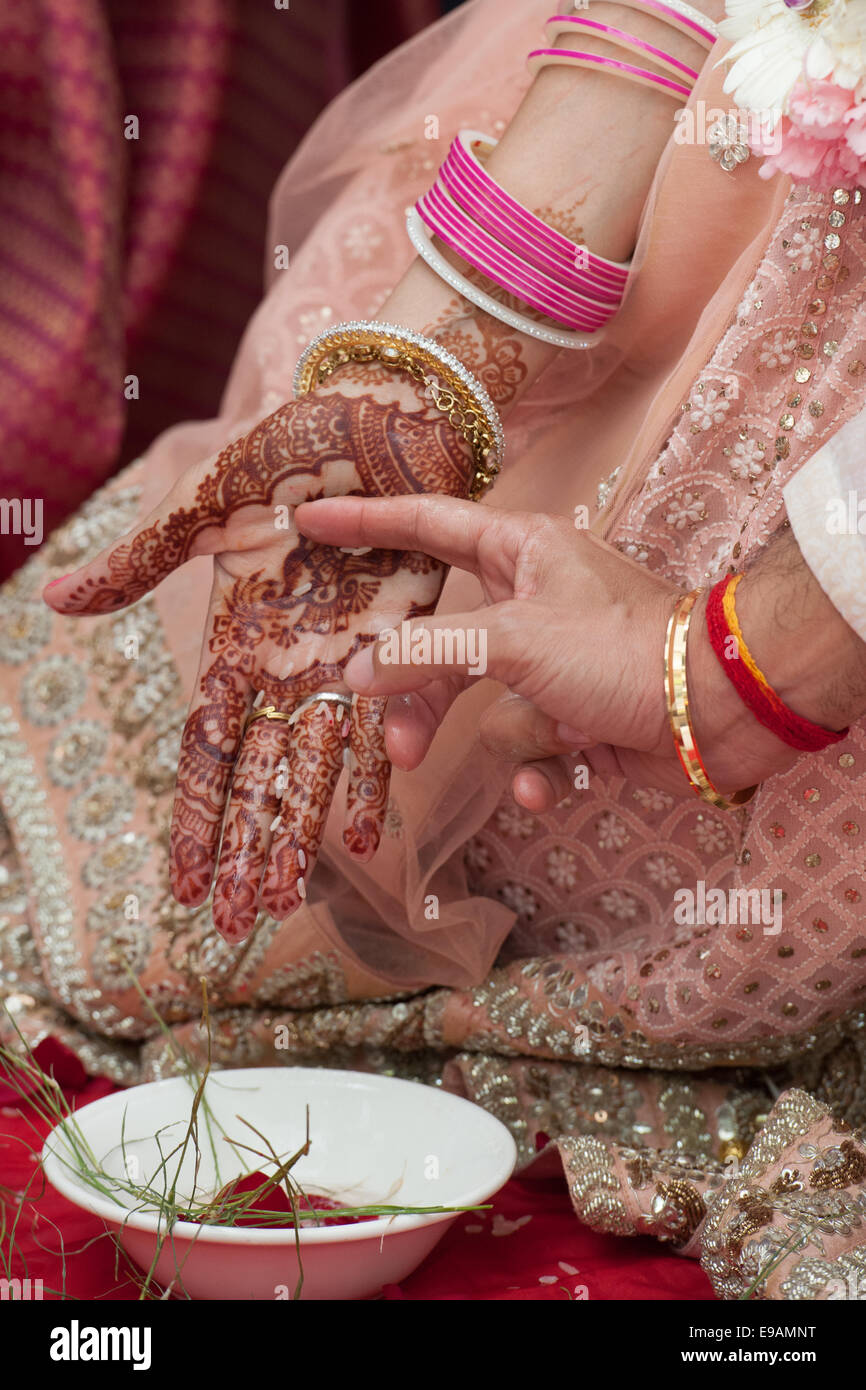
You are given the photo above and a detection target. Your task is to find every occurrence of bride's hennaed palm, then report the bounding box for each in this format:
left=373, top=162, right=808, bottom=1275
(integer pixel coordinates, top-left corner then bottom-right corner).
left=44, top=379, right=473, bottom=943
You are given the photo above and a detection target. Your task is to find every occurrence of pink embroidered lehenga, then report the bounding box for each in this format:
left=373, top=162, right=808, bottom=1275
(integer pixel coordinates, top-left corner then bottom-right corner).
left=2, top=0, right=866, bottom=1300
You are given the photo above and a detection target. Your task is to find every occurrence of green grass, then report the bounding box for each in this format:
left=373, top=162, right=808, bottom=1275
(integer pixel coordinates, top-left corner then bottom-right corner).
left=0, top=976, right=488, bottom=1300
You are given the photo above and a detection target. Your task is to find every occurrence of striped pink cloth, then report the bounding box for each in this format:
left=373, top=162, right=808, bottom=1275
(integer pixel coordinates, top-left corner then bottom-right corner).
left=0, top=0, right=438, bottom=579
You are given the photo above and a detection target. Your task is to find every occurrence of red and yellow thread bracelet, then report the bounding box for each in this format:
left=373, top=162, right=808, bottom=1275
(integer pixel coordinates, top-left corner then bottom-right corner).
left=706, top=574, right=849, bottom=753
left=664, top=589, right=758, bottom=811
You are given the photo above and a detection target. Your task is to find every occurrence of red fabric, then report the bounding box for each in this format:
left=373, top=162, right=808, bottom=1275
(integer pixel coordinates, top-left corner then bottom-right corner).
left=0, top=1072, right=713, bottom=1301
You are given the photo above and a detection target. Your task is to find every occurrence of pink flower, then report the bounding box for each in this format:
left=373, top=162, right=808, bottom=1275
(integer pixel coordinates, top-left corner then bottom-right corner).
left=844, top=101, right=866, bottom=158
left=750, top=81, right=866, bottom=191
left=789, top=80, right=851, bottom=138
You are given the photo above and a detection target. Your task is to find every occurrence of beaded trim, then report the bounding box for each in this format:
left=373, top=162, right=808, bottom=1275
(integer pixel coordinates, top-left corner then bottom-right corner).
left=651, top=0, right=719, bottom=40
left=293, top=317, right=506, bottom=470
left=0, top=706, right=85, bottom=1019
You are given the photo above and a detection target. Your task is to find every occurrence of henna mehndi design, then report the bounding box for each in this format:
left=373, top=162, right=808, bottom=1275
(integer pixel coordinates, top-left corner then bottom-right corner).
left=58, top=392, right=472, bottom=615
left=257, top=700, right=347, bottom=928
left=53, top=385, right=474, bottom=940
left=212, top=715, right=289, bottom=944
left=344, top=695, right=391, bottom=861
left=422, top=292, right=529, bottom=409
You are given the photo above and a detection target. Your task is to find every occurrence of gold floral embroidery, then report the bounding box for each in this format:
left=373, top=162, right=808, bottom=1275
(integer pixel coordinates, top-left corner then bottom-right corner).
left=650, top=1178, right=707, bottom=1245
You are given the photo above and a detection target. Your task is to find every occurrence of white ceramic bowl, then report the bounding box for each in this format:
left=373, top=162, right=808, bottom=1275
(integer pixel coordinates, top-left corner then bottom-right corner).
left=41, top=1066, right=516, bottom=1300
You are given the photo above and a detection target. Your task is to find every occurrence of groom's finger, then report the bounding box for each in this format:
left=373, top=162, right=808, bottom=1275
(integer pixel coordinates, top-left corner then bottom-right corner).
left=295, top=494, right=518, bottom=577
left=341, top=603, right=531, bottom=696
left=511, top=758, right=574, bottom=812
left=479, top=692, right=592, bottom=763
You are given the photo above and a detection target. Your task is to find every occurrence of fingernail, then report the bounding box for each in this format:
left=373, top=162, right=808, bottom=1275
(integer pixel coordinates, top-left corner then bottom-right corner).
left=218, top=913, right=252, bottom=946
left=45, top=574, right=71, bottom=589
left=555, top=722, right=589, bottom=746
left=343, top=825, right=377, bottom=860
left=343, top=647, right=376, bottom=691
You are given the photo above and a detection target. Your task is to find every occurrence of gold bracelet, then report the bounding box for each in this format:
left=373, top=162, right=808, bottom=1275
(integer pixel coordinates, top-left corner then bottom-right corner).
left=664, top=589, right=758, bottom=812
left=292, top=321, right=505, bottom=500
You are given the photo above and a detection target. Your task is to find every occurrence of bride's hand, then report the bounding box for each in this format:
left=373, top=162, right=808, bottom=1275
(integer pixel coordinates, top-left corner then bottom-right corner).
left=295, top=494, right=818, bottom=809
left=43, top=375, right=473, bottom=942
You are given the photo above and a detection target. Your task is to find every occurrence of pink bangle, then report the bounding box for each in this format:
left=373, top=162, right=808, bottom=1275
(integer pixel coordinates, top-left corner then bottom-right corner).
left=543, top=16, right=699, bottom=83
left=406, top=209, right=605, bottom=350
left=420, top=180, right=616, bottom=325
left=421, top=181, right=614, bottom=322
left=564, top=0, right=718, bottom=51
left=439, top=149, right=622, bottom=304
left=416, top=182, right=615, bottom=329
left=527, top=47, right=693, bottom=100
left=448, top=131, right=629, bottom=292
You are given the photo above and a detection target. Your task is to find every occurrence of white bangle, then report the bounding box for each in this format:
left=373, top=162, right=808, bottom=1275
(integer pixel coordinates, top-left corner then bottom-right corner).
left=575, top=0, right=718, bottom=50
left=406, top=209, right=606, bottom=351
left=652, top=0, right=719, bottom=41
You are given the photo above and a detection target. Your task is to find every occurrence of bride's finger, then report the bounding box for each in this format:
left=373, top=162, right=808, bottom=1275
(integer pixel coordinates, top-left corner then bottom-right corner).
left=170, top=651, right=253, bottom=909
left=342, top=695, right=390, bottom=861
left=258, top=698, right=346, bottom=922
left=43, top=402, right=314, bottom=617
left=212, top=716, right=292, bottom=943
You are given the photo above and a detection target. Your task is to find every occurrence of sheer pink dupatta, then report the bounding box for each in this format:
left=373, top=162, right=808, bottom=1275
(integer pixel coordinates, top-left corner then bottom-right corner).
left=225, top=1, right=793, bottom=988
left=4, top=0, right=861, bottom=1014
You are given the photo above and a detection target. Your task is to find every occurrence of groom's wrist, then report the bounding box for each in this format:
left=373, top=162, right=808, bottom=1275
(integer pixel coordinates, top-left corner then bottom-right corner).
left=684, top=589, right=786, bottom=793
left=734, top=532, right=866, bottom=734
left=684, top=530, right=866, bottom=793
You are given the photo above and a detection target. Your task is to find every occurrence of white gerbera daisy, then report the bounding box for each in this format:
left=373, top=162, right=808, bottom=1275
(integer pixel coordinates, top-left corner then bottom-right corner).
left=720, top=0, right=791, bottom=42
left=717, top=0, right=813, bottom=122
left=718, top=0, right=866, bottom=122
left=807, top=0, right=866, bottom=89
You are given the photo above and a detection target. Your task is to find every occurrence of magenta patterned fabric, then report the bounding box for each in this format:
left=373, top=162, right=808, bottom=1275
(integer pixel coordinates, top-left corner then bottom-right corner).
left=0, top=0, right=439, bottom=580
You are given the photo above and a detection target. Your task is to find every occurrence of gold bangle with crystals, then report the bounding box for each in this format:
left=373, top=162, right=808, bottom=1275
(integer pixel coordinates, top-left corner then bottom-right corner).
left=664, top=589, right=758, bottom=812
left=292, top=320, right=505, bottom=501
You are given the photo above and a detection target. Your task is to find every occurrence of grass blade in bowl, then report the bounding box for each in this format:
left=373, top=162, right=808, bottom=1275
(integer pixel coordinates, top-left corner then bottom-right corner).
left=3, top=979, right=516, bottom=1299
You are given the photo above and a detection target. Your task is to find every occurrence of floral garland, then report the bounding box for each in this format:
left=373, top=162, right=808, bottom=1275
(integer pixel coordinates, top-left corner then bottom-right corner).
left=718, top=0, right=866, bottom=187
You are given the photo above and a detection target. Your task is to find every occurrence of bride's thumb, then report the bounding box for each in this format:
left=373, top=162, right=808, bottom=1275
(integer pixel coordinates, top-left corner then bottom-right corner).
left=43, top=469, right=213, bottom=616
